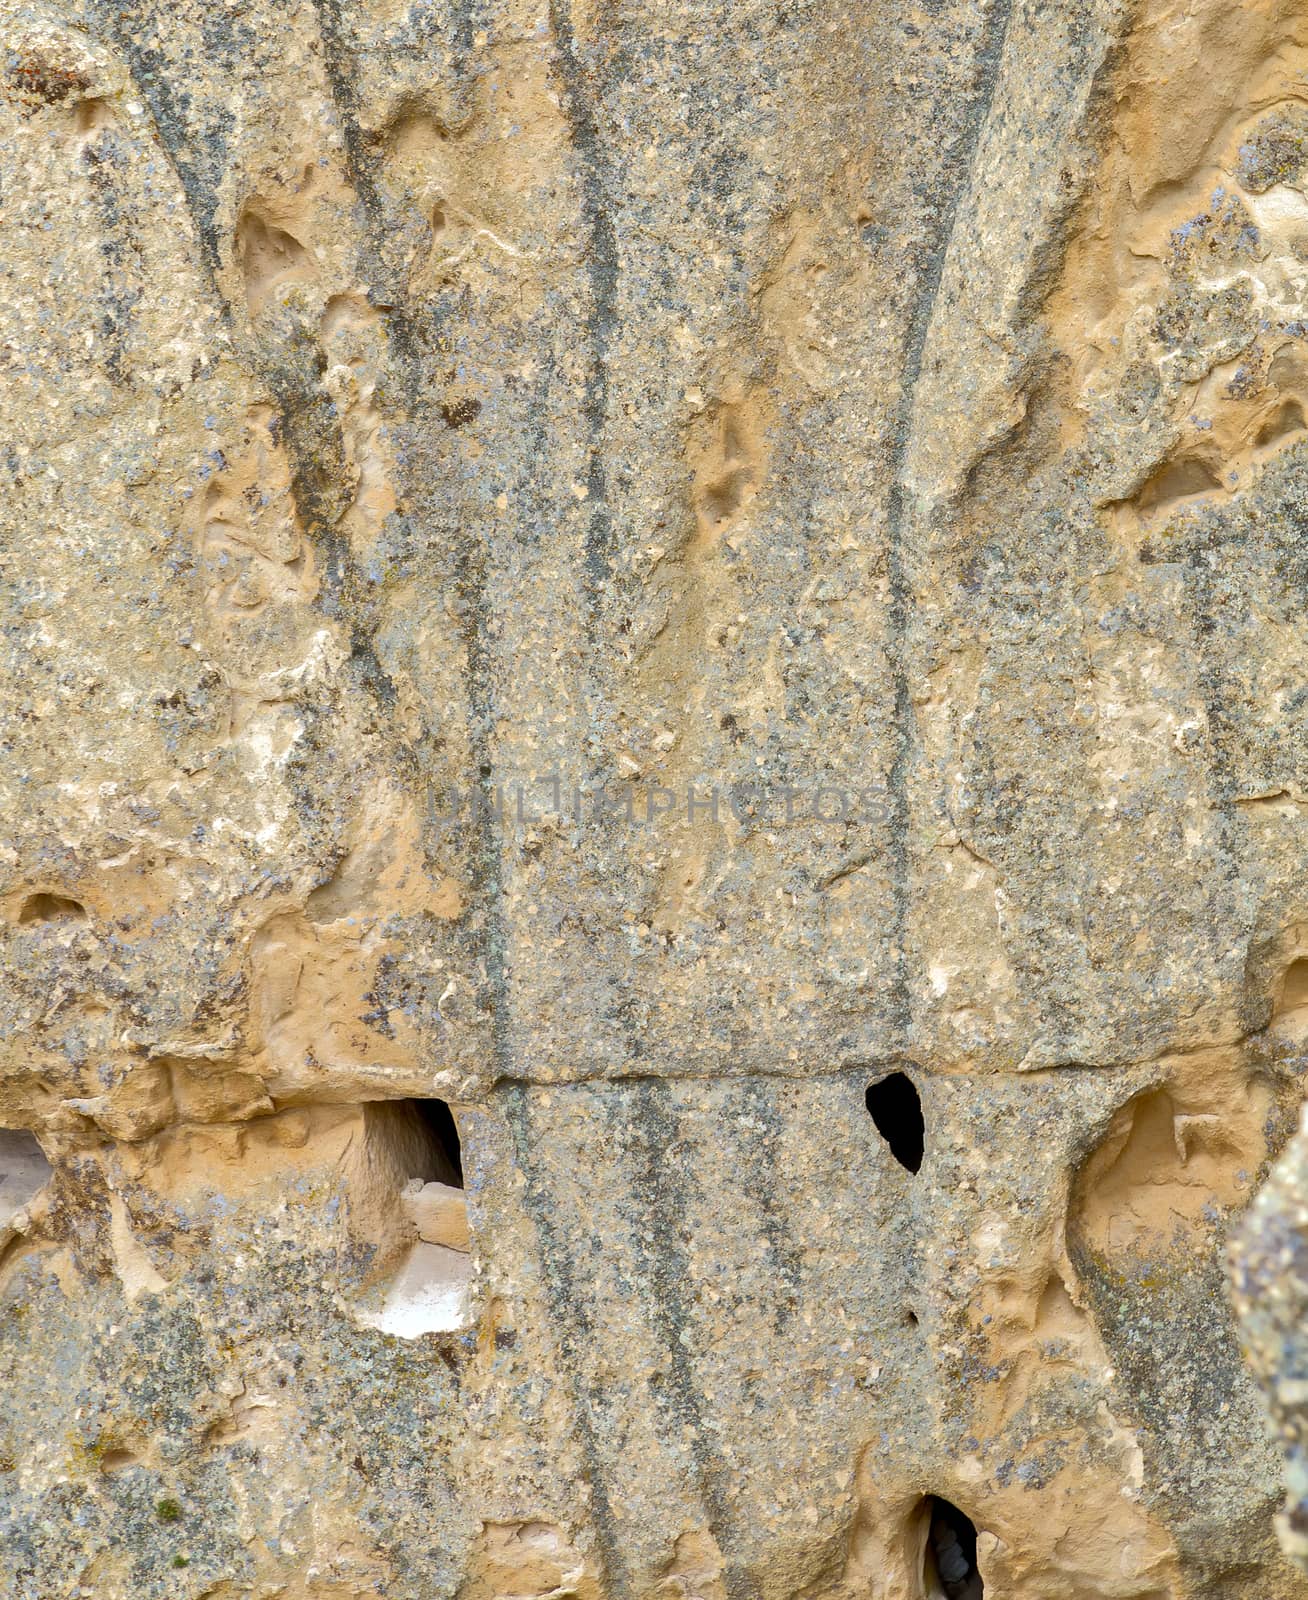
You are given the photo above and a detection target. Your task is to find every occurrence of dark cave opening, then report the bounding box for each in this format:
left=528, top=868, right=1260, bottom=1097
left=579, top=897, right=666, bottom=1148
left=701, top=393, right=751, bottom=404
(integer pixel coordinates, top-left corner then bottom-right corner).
left=924, top=1496, right=982, bottom=1600
left=409, top=1098, right=464, bottom=1188
left=864, top=1071, right=924, bottom=1173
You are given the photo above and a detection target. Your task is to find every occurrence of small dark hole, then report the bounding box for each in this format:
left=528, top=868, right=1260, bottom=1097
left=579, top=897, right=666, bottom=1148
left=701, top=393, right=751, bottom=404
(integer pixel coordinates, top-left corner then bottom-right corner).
left=925, top=1497, right=982, bottom=1599
left=865, top=1072, right=924, bottom=1173
left=413, top=1098, right=463, bottom=1187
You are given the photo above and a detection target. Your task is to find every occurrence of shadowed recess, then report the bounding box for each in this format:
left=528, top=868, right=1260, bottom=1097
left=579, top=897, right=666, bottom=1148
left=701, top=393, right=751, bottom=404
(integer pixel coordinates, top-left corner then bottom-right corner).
left=0, top=1128, right=52, bottom=1231
left=1280, top=957, right=1308, bottom=1014
left=865, top=1072, right=924, bottom=1173
left=18, top=892, right=86, bottom=925
left=923, top=1496, right=982, bottom=1600
left=411, top=1097, right=464, bottom=1188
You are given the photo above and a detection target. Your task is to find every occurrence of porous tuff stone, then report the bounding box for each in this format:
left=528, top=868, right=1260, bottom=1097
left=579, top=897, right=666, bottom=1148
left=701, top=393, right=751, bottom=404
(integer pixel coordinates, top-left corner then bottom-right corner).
left=1, top=0, right=1308, bottom=1595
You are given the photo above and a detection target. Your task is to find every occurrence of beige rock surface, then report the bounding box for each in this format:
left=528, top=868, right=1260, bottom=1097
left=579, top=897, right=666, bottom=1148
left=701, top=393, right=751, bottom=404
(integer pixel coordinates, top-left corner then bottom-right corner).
left=403, top=1179, right=472, bottom=1251
left=1, top=0, right=1308, bottom=1595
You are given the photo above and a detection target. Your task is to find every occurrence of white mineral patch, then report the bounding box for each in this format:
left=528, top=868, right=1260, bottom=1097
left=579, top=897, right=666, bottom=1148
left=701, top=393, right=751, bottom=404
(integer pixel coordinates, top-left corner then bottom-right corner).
left=356, top=1243, right=472, bottom=1339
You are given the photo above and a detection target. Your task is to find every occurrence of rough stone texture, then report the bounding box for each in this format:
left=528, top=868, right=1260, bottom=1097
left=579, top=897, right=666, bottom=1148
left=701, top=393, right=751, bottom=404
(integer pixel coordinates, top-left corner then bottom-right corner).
left=1232, top=1105, right=1308, bottom=1576
left=2, top=0, right=1308, bottom=1595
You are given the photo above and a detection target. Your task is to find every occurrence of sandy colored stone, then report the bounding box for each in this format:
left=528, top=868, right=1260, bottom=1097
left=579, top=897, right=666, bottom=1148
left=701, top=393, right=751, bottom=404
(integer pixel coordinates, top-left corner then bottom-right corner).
left=0, top=0, right=1307, bottom=1595
left=402, top=1178, right=472, bottom=1252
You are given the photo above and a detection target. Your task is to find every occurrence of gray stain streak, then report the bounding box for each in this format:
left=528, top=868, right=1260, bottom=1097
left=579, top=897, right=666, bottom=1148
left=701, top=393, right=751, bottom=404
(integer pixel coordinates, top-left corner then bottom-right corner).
left=79, top=129, right=144, bottom=386
left=94, top=8, right=228, bottom=287
left=729, top=1079, right=804, bottom=1334
left=305, top=0, right=383, bottom=223
left=883, top=0, right=1016, bottom=1048
left=501, top=1085, right=629, bottom=1597
left=620, top=1081, right=762, bottom=1600
left=547, top=0, right=619, bottom=600
left=98, top=0, right=404, bottom=712
left=306, top=0, right=510, bottom=1007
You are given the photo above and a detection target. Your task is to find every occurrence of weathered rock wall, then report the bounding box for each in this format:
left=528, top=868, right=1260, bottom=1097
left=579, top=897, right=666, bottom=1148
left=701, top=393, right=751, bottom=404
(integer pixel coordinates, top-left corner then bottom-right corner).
left=2, top=0, right=1308, bottom=1594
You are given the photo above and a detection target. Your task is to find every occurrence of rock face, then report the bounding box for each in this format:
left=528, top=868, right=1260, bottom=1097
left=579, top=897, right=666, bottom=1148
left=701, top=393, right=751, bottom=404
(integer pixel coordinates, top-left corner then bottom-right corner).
left=1232, top=1108, right=1308, bottom=1577
left=2, top=0, right=1308, bottom=1594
